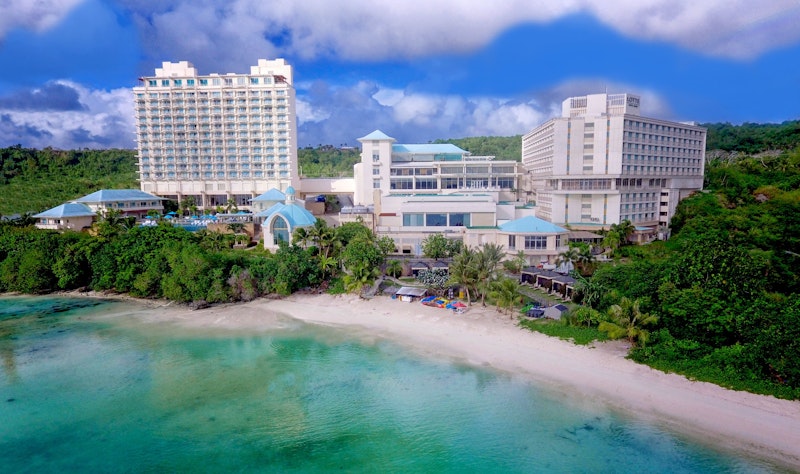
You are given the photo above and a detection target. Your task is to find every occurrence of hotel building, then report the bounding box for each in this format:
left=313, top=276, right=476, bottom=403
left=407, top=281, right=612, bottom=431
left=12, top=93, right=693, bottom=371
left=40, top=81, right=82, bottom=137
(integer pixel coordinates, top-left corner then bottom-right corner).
left=133, top=59, right=298, bottom=210
left=522, top=93, right=706, bottom=239
left=353, top=130, right=570, bottom=261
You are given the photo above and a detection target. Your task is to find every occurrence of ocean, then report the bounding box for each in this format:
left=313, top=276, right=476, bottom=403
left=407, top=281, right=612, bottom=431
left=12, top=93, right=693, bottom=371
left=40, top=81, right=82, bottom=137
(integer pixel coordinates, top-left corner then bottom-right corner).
left=0, top=295, right=780, bottom=473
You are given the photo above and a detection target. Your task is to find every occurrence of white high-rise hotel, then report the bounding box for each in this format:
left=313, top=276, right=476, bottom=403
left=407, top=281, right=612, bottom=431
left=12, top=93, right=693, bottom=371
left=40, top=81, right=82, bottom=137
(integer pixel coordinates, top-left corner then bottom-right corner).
left=133, top=59, right=298, bottom=209
left=522, top=93, right=706, bottom=237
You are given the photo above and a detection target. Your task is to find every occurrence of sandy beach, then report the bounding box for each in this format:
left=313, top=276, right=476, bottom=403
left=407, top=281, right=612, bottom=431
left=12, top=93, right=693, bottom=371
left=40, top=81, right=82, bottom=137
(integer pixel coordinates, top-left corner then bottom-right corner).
left=121, top=292, right=800, bottom=469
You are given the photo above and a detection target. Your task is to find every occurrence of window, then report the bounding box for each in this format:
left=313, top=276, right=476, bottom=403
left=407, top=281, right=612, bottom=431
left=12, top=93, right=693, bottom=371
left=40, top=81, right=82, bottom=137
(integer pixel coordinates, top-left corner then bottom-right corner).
left=390, top=179, right=413, bottom=190
left=174, top=79, right=182, bottom=86
left=187, top=79, right=195, bottom=86
left=250, top=77, right=259, bottom=84
left=449, top=213, right=469, bottom=226
left=372, top=167, right=380, bottom=175
left=402, top=213, right=424, bottom=226
left=373, top=179, right=381, bottom=189
left=426, top=214, right=447, bottom=226
left=524, top=236, right=547, bottom=250
left=161, top=80, right=169, bottom=86
left=508, top=235, right=516, bottom=250
left=148, top=80, right=157, bottom=86
left=415, top=178, right=437, bottom=190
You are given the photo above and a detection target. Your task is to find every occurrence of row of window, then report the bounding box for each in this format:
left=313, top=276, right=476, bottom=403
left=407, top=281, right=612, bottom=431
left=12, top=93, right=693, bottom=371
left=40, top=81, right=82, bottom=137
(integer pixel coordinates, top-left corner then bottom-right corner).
left=145, top=77, right=277, bottom=87
left=142, top=171, right=289, bottom=180
left=624, top=120, right=703, bottom=136
left=141, top=155, right=289, bottom=163
left=142, top=163, right=288, bottom=171
left=508, top=235, right=562, bottom=250
left=135, top=90, right=287, bottom=99
left=402, top=213, right=471, bottom=227
left=388, top=177, right=515, bottom=190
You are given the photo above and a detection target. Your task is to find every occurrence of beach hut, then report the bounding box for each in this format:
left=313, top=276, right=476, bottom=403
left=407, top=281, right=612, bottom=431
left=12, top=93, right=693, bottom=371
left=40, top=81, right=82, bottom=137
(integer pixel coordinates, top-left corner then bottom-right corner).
left=395, top=286, right=427, bottom=302
left=543, top=304, right=569, bottom=320
left=410, top=261, right=429, bottom=277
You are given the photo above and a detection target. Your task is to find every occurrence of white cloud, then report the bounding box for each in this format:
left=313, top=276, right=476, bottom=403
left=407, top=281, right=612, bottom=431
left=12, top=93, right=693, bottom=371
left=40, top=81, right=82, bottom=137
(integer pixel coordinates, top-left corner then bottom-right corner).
left=0, top=0, right=83, bottom=38
left=0, top=81, right=135, bottom=149
left=118, top=0, right=800, bottom=65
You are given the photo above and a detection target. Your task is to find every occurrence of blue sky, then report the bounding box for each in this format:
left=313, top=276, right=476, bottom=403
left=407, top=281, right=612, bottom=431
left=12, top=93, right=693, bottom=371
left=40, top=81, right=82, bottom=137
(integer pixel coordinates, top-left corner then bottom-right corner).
left=0, top=0, right=799, bottom=149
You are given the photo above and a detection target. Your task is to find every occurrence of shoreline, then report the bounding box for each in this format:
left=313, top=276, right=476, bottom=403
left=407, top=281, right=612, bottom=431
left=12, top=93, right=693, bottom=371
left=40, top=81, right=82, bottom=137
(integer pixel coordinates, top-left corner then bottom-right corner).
left=10, top=291, right=800, bottom=468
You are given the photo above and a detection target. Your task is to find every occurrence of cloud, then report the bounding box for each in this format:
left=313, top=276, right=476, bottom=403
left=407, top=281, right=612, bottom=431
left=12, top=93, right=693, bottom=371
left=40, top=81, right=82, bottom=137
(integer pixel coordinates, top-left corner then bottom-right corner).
left=296, top=81, right=552, bottom=146
left=118, top=0, right=800, bottom=67
left=0, top=81, right=135, bottom=149
left=0, top=83, right=85, bottom=111
left=296, top=79, right=677, bottom=146
left=0, top=0, right=83, bottom=38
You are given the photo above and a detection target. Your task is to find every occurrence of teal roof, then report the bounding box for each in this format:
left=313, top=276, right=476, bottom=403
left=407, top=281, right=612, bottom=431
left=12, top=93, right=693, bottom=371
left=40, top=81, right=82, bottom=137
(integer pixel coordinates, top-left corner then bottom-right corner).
left=34, top=203, right=95, bottom=218
left=392, top=144, right=466, bottom=154
left=252, top=188, right=286, bottom=202
left=75, top=189, right=165, bottom=203
left=499, top=216, right=567, bottom=234
left=359, top=130, right=395, bottom=142
left=255, top=202, right=316, bottom=228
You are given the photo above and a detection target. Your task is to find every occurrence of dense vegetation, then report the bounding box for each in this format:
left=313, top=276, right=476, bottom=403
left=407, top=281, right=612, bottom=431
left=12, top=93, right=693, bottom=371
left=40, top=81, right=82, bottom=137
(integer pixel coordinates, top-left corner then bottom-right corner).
left=567, top=148, right=800, bottom=399
left=0, top=146, right=138, bottom=215
left=433, top=136, right=522, bottom=162
left=0, top=217, right=392, bottom=305
left=297, top=145, right=360, bottom=178
left=703, top=120, right=800, bottom=154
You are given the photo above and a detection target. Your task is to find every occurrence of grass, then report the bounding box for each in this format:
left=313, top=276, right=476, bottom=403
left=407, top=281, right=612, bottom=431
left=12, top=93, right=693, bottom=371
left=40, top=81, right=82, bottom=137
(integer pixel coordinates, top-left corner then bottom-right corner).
left=518, top=318, right=609, bottom=346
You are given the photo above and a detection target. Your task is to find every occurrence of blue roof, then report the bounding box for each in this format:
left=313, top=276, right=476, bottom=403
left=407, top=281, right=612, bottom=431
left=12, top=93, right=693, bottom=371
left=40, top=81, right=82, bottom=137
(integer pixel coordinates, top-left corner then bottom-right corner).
left=33, top=203, right=95, bottom=218
left=359, top=130, right=395, bottom=141
left=75, top=189, right=165, bottom=203
left=392, top=144, right=466, bottom=154
left=252, top=188, right=286, bottom=202
left=255, top=202, right=316, bottom=228
left=499, top=216, right=567, bottom=234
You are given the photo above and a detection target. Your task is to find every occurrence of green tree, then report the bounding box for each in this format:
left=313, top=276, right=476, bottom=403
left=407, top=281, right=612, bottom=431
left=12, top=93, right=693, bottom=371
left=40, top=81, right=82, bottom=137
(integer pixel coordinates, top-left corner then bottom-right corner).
left=599, top=297, right=658, bottom=346
left=488, top=277, right=522, bottom=317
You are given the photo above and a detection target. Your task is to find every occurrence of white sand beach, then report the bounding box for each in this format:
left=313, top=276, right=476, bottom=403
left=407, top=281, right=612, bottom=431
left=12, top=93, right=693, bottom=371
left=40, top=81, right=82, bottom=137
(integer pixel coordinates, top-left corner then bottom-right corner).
left=124, top=293, right=800, bottom=469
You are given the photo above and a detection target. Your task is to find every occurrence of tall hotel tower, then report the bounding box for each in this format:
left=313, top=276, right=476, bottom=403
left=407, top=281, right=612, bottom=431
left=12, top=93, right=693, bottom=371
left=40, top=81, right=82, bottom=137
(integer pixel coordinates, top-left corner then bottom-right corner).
left=133, top=59, right=298, bottom=209
left=521, top=93, right=706, bottom=238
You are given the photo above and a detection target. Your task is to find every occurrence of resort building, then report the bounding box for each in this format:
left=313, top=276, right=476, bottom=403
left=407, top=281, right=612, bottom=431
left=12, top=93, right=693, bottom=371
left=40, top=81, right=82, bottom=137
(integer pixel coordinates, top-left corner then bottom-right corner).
left=521, top=93, right=706, bottom=240
left=255, top=186, right=316, bottom=251
left=350, top=130, right=570, bottom=263
left=353, top=130, right=524, bottom=253
left=33, top=203, right=96, bottom=231
left=133, top=59, right=298, bottom=210
left=32, top=189, right=165, bottom=230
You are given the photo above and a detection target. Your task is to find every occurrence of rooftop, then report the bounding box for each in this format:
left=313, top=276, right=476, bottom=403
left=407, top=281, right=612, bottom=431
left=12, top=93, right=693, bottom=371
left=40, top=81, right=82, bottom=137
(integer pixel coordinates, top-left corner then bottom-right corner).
left=74, top=189, right=165, bottom=203
left=499, top=216, right=567, bottom=234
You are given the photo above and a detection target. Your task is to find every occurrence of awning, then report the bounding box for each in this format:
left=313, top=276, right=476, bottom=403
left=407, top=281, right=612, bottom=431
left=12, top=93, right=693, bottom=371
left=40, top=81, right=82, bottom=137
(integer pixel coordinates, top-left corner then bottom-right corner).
left=395, top=286, right=427, bottom=297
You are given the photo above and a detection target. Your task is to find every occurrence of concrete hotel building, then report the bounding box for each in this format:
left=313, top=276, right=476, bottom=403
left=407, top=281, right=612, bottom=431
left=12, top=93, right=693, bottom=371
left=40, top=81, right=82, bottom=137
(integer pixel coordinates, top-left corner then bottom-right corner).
left=522, top=93, right=706, bottom=240
left=133, top=59, right=298, bottom=209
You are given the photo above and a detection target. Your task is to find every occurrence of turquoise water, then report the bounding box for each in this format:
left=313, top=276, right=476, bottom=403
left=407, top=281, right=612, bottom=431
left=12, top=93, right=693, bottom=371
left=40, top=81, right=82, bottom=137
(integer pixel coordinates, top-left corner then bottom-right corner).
left=0, top=296, right=780, bottom=473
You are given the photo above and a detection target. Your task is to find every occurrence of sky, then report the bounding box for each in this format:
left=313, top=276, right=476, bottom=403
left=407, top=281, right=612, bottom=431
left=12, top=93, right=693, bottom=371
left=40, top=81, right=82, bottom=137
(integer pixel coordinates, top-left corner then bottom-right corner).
left=0, top=0, right=799, bottom=150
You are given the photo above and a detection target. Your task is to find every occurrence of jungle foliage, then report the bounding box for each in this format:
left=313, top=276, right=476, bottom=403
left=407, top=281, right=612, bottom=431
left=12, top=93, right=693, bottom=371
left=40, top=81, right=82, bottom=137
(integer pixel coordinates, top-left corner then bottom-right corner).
left=433, top=135, right=522, bottom=162
left=572, top=148, right=800, bottom=399
left=0, top=218, right=389, bottom=303
left=0, top=146, right=138, bottom=215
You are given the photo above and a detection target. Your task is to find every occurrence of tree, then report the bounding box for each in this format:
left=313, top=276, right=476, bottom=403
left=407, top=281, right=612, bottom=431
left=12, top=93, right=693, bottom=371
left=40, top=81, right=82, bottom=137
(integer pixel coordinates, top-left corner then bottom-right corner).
left=476, top=243, right=505, bottom=307
left=416, top=268, right=450, bottom=295
left=555, top=246, right=579, bottom=273
left=421, top=234, right=449, bottom=259
left=488, top=277, right=522, bottom=317
left=448, top=247, right=478, bottom=305
left=385, top=259, right=403, bottom=278
left=598, top=297, right=658, bottom=346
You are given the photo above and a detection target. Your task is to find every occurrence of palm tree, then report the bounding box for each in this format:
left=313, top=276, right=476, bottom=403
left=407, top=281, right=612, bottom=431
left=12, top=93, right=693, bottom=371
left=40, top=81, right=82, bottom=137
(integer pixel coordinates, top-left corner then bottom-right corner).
left=343, top=262, right=379, bottom=297
left=448, top=247, right=478, bottom=305
left=575, top=244, right=596, bottom=275
left=556, top=246, right=580, bottom=273
left=488, top=277, right=522, bottom=318
left=385, top=259, right=403, bottom=278
left=598, top=297, right=658, bottom=346
left=476, top=243, right=505, bottom=307
left=292, top=227, right=311, bottom=249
